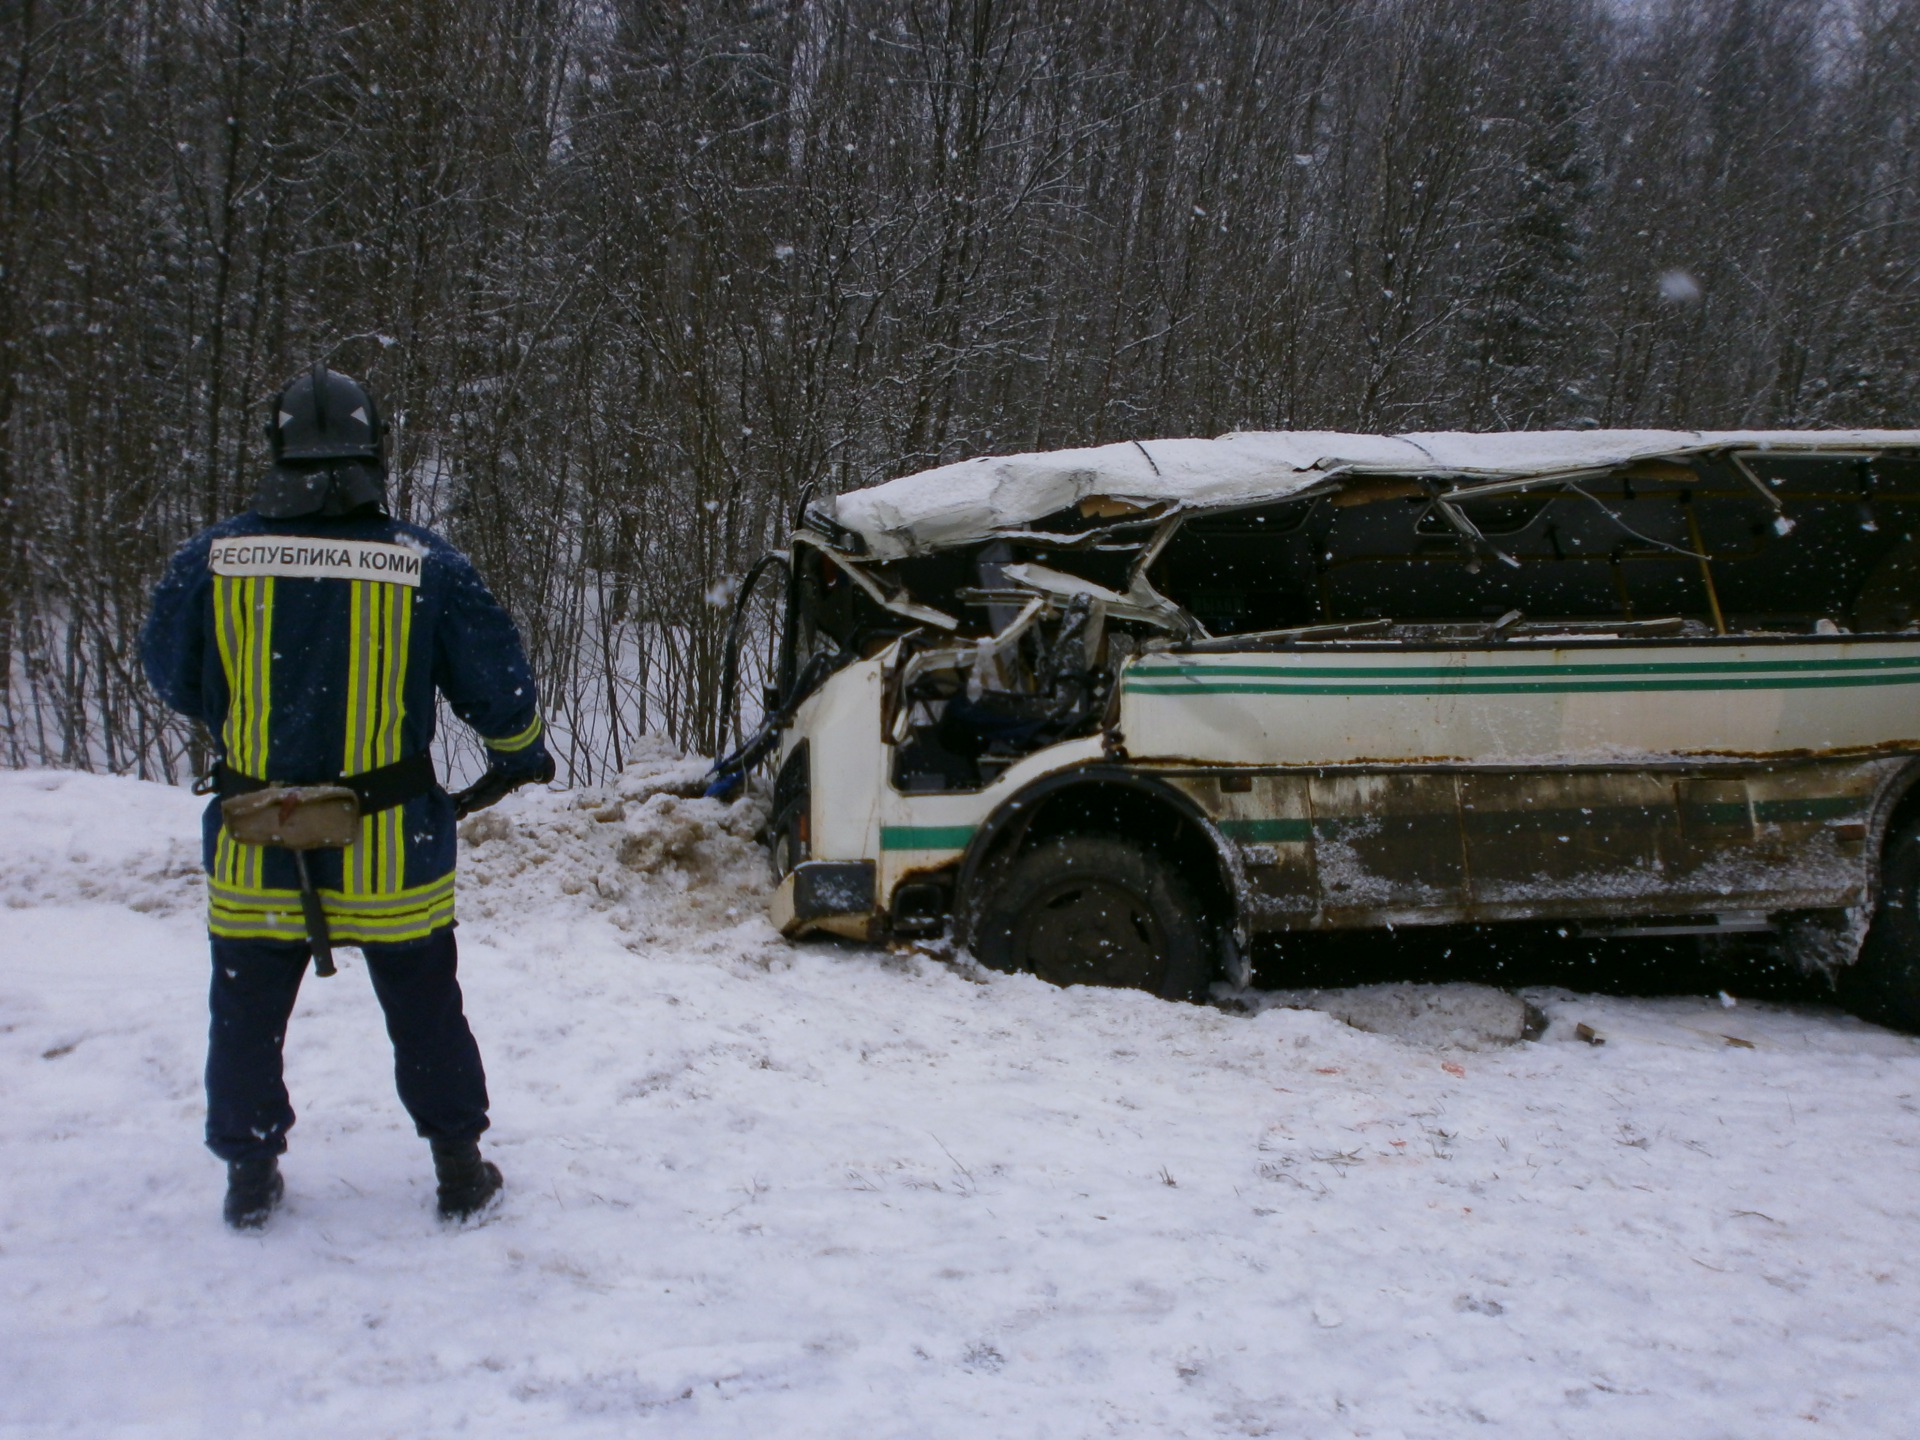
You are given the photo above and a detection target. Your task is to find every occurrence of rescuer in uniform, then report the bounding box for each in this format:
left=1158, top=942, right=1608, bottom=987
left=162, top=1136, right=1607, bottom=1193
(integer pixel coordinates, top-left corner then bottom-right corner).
left=142, top=364, right=554, bottom=1229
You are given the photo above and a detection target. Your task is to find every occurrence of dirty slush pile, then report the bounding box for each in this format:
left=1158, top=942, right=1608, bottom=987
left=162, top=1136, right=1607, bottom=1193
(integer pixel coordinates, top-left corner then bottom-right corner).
left=455, top=739, right=775, bottom=945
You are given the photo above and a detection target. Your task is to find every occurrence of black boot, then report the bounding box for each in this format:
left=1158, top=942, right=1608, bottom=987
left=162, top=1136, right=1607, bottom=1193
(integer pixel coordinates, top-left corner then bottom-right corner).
left=431, top=1138, right=502, bottom=1220
left=223, top=1156, right=284, bottom=1230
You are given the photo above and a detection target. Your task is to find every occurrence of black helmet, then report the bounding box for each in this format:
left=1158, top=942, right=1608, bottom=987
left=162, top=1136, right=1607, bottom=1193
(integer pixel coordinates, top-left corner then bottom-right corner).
left=268, top=363, right=385, bottom=462
left=253, top=364, right=389, bottom=519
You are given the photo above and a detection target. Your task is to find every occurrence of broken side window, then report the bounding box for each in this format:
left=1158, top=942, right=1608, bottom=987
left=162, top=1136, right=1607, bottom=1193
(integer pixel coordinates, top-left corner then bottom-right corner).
left=1729, top=452, right=1920, bottom=632
left=1145, top=454, right=1920, bottom=639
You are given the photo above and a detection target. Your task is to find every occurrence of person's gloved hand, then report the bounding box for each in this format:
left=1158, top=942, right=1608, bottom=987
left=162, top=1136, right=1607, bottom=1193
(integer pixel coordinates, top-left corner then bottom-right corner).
left=451, top=747, right=556, bottom=819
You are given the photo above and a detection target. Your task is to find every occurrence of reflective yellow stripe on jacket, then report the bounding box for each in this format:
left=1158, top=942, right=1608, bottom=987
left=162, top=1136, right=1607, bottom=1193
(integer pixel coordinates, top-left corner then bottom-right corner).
left=486, top=713, right=544, bottom=754
left=209, top=575, right=447, bottom=943
left=206, top=872, right=455, bottom=945
left=211, top=575, right=273, bottom=894
left=342, top=576, right=414, bottom=897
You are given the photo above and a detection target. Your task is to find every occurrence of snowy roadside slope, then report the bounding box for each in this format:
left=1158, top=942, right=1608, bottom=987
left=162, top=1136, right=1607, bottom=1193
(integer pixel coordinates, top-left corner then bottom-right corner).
left=4, top=768, right=1920, bottom=1437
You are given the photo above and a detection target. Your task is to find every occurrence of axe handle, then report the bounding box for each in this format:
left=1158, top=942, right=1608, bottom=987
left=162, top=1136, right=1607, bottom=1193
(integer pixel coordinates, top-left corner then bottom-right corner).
left=291, top=850, right=337, bottom=978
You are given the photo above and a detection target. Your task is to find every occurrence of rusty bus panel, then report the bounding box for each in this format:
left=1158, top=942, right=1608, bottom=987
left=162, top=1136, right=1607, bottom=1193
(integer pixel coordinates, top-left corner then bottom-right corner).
left=1738, top=760, right=1889, bottom=902
left=1152, top=755, right=1896, bottom=936
left=1307, top=773, right=1467, bottom=921
left=1162, top=771, right=1318, bottom=919
left=1461, top=770, right=1676, bottom=907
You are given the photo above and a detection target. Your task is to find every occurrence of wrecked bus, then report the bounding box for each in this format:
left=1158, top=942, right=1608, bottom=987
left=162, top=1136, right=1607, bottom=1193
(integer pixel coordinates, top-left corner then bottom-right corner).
left=716, top=430, right=1920, bottom=1025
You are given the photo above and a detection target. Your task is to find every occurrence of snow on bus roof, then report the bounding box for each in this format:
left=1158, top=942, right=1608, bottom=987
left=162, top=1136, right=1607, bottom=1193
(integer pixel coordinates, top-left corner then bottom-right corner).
left=829, top=428, right=1920, bottom=557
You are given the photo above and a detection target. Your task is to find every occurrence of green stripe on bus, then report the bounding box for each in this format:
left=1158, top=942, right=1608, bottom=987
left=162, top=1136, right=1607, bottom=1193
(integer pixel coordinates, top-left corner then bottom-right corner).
left=1754, top=795, right=1861, bottom=824
left=879, top=825, right=975, bottom=851
left=1218, top=818, right=1314, bottom=844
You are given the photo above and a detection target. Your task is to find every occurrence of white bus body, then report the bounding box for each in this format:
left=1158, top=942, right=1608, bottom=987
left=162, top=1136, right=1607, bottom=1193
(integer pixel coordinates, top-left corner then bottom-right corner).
left=725, top=429, right=1920, bottom=1020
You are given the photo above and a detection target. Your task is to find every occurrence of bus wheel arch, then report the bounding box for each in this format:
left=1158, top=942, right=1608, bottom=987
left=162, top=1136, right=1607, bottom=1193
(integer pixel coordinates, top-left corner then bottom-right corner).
left=952, top=768, right=1246, bottom=995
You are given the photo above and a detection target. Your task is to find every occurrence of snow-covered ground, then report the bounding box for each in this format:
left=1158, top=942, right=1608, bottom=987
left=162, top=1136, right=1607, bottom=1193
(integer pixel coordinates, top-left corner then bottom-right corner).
left=4, top=761, right=1920, bottom=1438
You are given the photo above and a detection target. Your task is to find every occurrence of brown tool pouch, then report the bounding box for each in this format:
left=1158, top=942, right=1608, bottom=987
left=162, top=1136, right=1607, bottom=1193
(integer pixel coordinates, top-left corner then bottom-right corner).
left=219, top=785, right=362, bottom=849
left=218, top=786, right=361, bottom=978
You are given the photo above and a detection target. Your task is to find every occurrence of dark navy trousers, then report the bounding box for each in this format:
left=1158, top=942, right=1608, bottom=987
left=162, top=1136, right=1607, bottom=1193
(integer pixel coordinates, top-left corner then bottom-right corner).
left=205, top=928, right=490, bottom=1163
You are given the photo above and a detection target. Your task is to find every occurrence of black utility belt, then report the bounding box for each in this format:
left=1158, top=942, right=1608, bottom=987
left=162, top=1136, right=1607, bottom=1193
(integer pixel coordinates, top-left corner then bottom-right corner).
left=211, top=751, right=437, bottom=815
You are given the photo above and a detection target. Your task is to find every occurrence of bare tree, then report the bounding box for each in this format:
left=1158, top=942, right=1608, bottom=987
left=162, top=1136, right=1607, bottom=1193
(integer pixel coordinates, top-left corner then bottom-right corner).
left=6, top=0, right=1918, bottom=781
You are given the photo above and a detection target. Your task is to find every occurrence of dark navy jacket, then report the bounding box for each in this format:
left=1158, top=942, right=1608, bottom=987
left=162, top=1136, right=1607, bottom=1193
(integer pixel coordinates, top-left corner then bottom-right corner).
left=142, top=510, right=549, bottom=944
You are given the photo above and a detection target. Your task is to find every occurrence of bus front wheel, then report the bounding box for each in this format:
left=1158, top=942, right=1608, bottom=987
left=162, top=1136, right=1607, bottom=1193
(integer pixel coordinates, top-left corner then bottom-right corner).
left=972, top=834, right=1213, bottom=1003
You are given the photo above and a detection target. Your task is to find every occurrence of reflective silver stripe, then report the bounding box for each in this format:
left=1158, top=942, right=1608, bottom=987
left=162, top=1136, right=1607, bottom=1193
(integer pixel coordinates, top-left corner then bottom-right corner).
left=213, top=575, right=273, bottom=890
left=208, top=909, right=454, bottom=943
left=212, top=578, right=242, bottom=888
left=207, top=873, right=456, bottom=942
left=214, top=577, right=239, bottom=763
left=248, top=578, right=273, bottom=888
left=208, top=873, right=454, bottom=913
left=343, top=580, right=378, bottom=895
left=377, top=584, right=412, bottom=893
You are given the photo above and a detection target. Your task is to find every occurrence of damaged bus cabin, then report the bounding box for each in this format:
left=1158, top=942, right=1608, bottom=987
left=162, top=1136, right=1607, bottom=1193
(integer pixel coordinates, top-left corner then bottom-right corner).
left=726, top=429, right=1920, bottom=1019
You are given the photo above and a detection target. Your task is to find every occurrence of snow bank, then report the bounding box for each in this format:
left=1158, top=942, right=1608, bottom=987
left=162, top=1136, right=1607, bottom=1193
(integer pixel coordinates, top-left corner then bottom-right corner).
left=0, top=768, right=205, bottom=915
left=5, top=765, right=1920, bottom=1437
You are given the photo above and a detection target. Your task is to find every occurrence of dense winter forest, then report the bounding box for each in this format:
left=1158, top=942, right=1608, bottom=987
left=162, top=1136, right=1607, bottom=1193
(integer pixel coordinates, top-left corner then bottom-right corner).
left=3, top=0, right=1916, bottom=783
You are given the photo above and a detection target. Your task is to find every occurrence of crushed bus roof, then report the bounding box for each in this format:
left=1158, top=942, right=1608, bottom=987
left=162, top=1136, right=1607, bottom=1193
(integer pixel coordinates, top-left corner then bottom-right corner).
left=829, top=429, right=1920, bottom=558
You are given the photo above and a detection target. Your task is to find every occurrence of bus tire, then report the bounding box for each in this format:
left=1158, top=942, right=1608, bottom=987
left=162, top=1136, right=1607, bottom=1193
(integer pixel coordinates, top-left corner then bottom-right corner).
left=1843, top=817, right=1920, bottom=1031
left=972, top=834, right=1213, bottom=1003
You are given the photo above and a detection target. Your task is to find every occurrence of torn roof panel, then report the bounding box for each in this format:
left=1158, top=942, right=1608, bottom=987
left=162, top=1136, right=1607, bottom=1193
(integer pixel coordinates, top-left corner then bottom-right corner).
left=828, top=429, right=1920, bottom=557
